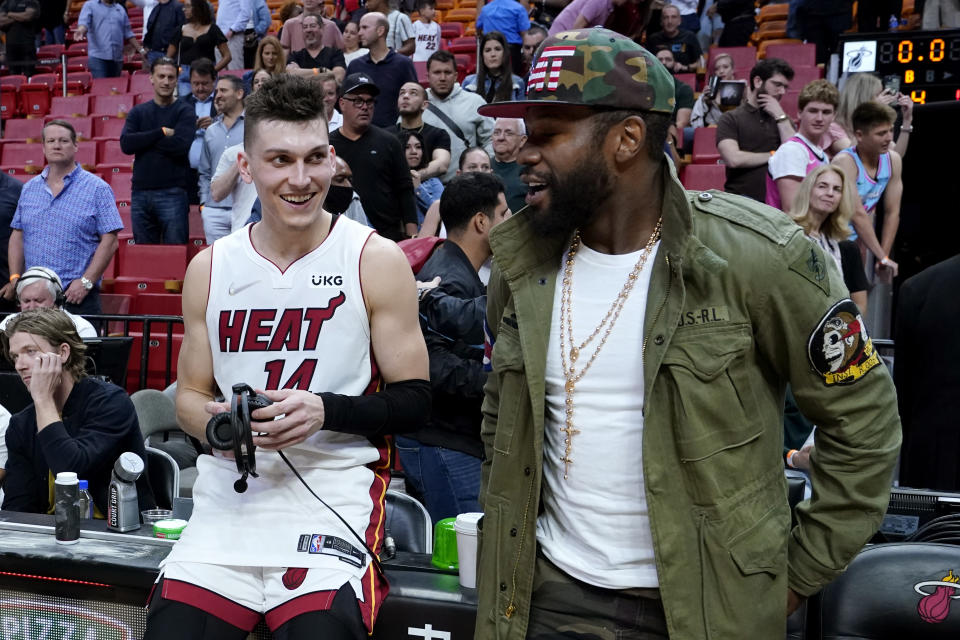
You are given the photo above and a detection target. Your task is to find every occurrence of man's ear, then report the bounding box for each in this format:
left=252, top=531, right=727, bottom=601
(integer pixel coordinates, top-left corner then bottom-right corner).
left=238, top=150, right=254, bottom=185
left=613, top=116, right=646, bottom=163
left=473, top=210, right=487, bottom=234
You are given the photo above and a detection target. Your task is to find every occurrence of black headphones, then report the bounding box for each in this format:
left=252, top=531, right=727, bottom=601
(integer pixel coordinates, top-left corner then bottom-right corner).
left=206, top=383, right=270, bottom=493
left=17, top=268, right=67, bottom=307
left=204, top=382, right=387, bottom=574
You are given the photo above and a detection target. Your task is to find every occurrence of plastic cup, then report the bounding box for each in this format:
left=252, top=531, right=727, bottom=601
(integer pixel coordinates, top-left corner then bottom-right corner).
left=431, top=518, right=459, bottom=570
left=141, top=509, right=173, bottom=525
left=454, top=512, right=483, bottom=589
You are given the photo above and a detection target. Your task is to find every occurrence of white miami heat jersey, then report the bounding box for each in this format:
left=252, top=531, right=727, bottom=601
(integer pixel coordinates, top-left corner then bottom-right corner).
left=165, top=218, right=391, bottom=622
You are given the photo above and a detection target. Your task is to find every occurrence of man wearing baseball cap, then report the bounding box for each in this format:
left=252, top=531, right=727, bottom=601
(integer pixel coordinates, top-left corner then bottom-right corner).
left=476, top=28, right=899, bottom=639
left=330, top=73, right=418, bottom=240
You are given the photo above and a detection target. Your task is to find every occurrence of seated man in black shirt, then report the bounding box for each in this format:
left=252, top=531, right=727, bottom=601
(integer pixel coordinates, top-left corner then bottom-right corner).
left=286, top=13, right=346, bottom=83
left=1, top=309, right=155, bottom=517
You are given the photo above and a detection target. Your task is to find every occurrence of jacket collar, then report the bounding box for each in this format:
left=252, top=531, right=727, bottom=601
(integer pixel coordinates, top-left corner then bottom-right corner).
left=489, top=158, right=694, bottom=279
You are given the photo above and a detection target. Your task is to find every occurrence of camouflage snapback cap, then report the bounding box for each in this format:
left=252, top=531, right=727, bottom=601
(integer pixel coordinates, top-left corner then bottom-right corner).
left=478, top=27, right=676, bottom=118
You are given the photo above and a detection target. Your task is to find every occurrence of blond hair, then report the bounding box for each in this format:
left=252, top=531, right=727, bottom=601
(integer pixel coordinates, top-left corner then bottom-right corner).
left=254, top=36, right=287, bottom=75
left=836, top=73, right=881, bottom=136
left=788, top=165, right=859, bottom=241
left=2, top=308, right=88, bottom=381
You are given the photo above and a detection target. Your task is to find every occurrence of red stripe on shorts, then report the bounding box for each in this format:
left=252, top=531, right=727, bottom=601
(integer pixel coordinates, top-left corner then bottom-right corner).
left=160, top=578, right=261, bottom=631
left=263, top=589, right=338, bottom=630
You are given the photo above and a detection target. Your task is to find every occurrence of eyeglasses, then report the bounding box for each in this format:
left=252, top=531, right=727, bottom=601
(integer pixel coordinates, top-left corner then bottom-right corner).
left=342, top=96, right=376, bottom=109
left=492, top=129, right=519, bottom=138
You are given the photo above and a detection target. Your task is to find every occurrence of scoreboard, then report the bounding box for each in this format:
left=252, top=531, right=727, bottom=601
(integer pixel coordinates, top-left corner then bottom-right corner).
left=839, top=29, right=960, bottom=104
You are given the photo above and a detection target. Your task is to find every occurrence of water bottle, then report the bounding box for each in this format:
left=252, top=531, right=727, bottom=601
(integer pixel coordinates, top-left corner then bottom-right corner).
left=77, top=479, right=94, bottom=519
left=107, top=452, right=144, bottom=533
left=54, top=472, right=80, bottom=544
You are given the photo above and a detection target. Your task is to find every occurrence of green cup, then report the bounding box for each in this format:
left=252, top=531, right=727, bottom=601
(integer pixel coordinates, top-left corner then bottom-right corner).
left=431, top=517, right=459, bottom=570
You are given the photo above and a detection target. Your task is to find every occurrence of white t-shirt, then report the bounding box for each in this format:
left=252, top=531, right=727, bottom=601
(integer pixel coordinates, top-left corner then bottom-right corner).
left=412, top=20, right=441, bottom=62
left=0, top=402, right=10, bottom=505
left=768, top=133, right=826, bottom=180
left=211, top=143, right=259, bottom=232
left=536, top=239, right=661, bottom=589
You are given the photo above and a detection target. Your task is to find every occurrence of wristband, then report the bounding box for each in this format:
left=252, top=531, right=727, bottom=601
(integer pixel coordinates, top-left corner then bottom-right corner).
left=9, top=273, right=20, bottom=282
left=900, top=125, right=913, bottom=133
left=786, top=449, right=798, bottom=468
left=880, top=256, right=893, bottom=267
left=313, top=67, right=319, bottom=75
left=775, top=113, right=789, bottom=123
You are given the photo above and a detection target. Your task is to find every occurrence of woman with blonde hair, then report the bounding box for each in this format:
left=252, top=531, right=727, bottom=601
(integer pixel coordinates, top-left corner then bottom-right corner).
left=789, top=164, right=868, bottom=313
left=243, top=36, right=286, bottom=93
left=823, top=73, right=913, bottom=158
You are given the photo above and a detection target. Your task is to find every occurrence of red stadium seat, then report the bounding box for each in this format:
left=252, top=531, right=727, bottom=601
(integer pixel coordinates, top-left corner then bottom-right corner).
left=92, top=94, right=135, bottom=118
left=763, top=42, right=815, bottom=68
left=780, top=90, right=799, bottom=120
left=67, top=71, right=93, bottom=91
left=75, top=141, right=98, bottom=170
left=136, top=293, right=183, bottom=317
left=129, top=73, right=154, bottom=94
left=1, top=87, right=20, bottom=119
left=19, top=85, right=52, bottom=117
left=453, top=54, right=474, bottom=79
left=440, top=22, right=463, bottom=39
left=674, top=73, right=697, bottom=92
left=92, top=117, right=126, bottom=141
left=691, top=127, right=721, bottom=164
left=67, top=58, right=90, bottom=73
left=89, top=76, right=130, bottom=95
left=125, top=332, right=183, bottom=391
left=43, top=115, right=93, bottom=140
left=49, top=95, right=91, bottom=117
left=0, top=75, right=27, bottom=88
left=104, top=171, right=132, bottom=203
left=65, top=42, right=88, bottom=57
left=36, top=44, right=65, bottom=60
left=707, top=46, right=757, bottom=80
left=134, top=92, right=154, bottom=105
left=789, top=65, right=823, bottom=89
left=681, top=164, right=726, bottom=191
left=117, top=243, right=188, bottom=279
left=0, top=143, right=45, bottom=175
left=28, top=73, right=59, bottom=89
left=3, top=119, right=44, bottom=144
left=448, top=36, right=476, bottom=54
left=97, top=139, right=133, bottom=173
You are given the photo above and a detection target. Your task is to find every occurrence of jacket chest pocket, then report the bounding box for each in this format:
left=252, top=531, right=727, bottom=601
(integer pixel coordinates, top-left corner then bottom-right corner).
left=491, top=320, right=527, bottom=456
left=660, top=324, right=765, bottom=501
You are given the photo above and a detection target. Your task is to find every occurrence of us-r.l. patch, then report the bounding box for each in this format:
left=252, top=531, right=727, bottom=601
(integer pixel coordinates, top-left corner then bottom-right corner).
left=807, top=299, right=880, bottom=386
left=678, top=306, right=730, bottom=327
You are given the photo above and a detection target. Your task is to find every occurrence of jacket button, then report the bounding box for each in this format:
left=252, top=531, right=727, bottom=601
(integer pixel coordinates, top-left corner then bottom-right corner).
left=500, top=582, right=507, bottom=591
left=698, top=191, right=713, bottom=202
left=654, top=334, right=664, bottom=345
left=524, top=466, right=531, bottom=476
left=510, top=527, right=518, bottom=537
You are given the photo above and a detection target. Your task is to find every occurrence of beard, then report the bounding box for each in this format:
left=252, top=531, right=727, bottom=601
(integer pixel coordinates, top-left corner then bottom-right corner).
left=525, top=155, right=614, bottom=239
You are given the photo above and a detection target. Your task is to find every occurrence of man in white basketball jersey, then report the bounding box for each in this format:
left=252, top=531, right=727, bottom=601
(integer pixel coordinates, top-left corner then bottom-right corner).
left=144, top=75, right=430, bottom=640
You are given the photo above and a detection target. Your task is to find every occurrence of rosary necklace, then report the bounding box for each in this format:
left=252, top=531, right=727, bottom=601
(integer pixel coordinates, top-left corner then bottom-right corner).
left=558, top=219, right=662, bottom=479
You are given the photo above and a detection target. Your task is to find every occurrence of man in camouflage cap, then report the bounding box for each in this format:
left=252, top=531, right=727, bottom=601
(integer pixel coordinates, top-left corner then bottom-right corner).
left=475, top=27, right=900, bottom=639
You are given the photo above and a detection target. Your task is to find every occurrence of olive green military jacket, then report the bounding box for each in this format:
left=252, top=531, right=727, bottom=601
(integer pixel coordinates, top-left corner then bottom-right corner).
left=476, top=165, right=901, bottom=639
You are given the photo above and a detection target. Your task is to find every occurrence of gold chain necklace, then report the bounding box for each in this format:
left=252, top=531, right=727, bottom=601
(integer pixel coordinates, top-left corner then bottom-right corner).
left=558, top=219, right=663, bottom=479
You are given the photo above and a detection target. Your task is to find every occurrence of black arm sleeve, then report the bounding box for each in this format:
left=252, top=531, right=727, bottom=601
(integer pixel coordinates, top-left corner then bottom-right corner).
left=318, top=378, right=431, bottom=437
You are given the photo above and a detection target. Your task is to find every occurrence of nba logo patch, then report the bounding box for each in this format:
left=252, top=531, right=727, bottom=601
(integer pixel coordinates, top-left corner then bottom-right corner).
left=309, top=534, right=324, bottom=553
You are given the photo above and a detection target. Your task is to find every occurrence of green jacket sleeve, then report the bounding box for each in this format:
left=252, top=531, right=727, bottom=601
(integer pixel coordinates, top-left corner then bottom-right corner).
left=754, top=231, right=901, bottom=597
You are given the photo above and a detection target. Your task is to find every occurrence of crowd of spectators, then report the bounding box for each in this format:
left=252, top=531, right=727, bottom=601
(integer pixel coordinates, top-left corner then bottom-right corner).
left=0, top=0, right=957, bottom=528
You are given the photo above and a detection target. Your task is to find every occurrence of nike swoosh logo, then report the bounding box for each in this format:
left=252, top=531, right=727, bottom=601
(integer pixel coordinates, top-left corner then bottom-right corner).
left=228, top=281, right=257, bottom=296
